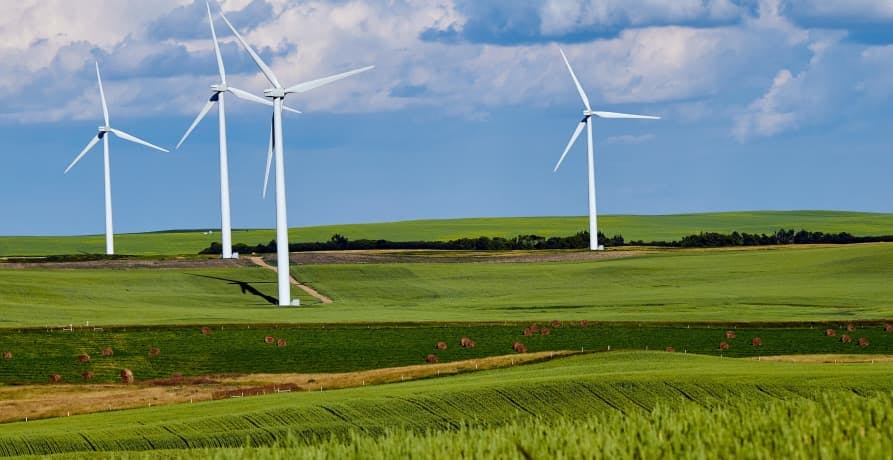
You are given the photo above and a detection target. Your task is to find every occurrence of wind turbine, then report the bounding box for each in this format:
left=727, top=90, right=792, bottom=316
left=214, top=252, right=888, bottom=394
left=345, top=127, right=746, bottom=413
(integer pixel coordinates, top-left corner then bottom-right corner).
left=65, top=62, right=169, bottom=255
left=553, top=48, right=659, bottom=251
left=219, top=8, right=374, bottom=306
left=176, top=2, right=298, bottom=259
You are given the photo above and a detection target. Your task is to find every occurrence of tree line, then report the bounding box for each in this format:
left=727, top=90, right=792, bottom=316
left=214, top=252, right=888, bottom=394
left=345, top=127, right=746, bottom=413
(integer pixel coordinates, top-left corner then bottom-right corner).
left=200, top=228, right=893, bottom=254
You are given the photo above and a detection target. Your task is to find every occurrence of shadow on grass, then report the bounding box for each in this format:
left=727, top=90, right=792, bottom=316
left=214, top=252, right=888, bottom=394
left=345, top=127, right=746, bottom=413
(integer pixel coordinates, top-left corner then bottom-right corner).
left=187, top=274, right=278, bottom=305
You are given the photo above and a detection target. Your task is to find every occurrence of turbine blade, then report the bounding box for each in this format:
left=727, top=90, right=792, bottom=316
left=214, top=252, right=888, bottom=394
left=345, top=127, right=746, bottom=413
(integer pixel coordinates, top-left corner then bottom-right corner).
left=228, top=86, right=303, bottom=113
left=559, top=48, right=591, bottom=111
left=263, top=119, right=274, bottom=199
left=218, top=10, right=281, bottom=88
left=109, top=128, right=169, bottom=153
left=591, top=111, right=661, bottom=120
left=65, top=134, right=102, bottom=174
left=554, top=118, right=587, bottom=172
left=95, top=62, right=110, bottom=126
left=207, top=2, right=226, bottom=84
left=284, top=65, right=374, bottom=94
left=176, top=98, right=217, bottom=149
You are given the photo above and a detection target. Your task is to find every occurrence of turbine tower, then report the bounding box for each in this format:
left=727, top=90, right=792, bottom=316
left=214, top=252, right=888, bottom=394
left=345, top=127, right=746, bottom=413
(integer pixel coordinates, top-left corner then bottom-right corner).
left=65, top=62, right=169, bottom=255
left=553, top=48, right=660, bottom=251
left=219, top=8, right=374, bottom=306
left=176, top=2, right=296, bottom=259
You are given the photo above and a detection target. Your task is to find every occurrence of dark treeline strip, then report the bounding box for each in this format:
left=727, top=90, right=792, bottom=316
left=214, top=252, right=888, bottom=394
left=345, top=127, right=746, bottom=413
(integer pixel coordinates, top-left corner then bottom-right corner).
left=200, top=229, right=893, bottom=254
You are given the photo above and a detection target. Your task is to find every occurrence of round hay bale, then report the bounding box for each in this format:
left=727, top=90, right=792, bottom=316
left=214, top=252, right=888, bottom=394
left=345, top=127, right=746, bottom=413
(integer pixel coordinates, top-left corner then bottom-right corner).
left=825, top=328, right=836, bottom=337
left=846, top=324, right=855, bottom=332
left=460, top=337, right=473, bottom=347
left=201, top=327, right=212, bottom=335
left=435, top=341, right=448, bottom=350
left=751, top=337, right=763, bottom=347
left=719, top=341, right=730, bottom=351
left=82, top=372, right=94, bottom=381
left=550, top=320, right=561, bottom=328
left=101, top=348, right=113, bottom=357
left=858, top=337, right=869, bottom=347
left=49, top=374, right=62, bottom=383
left=725, top=331, right=736, bottom=339
left=665, top=347, right=675, bottom=353
left=580, top=320, right=589, bottom=327
left=77, top=354, right=91, bottom=363
left=522, top=328, right=533, bottom=337
left=529, top=324, right=539, bottom=332
left=2, top=351, right=11, bottom=360
left=513, top=341, right=527, bottom=353
left=277, top=339, right=287, bottom=347
left=885, top=324, right=893, bottom=333
left=840, top=334, right=852, bottom=344
left=148, top=348, right=161, bottom=357
left=464, top=339, right=476, bottom=349
left=426, top=354, right=439, bottom=364
left=540, top=327, right=551, bottom=336
left=264, top=336, right=275, bottom=344
left=120, top=369, right=134, bottom=384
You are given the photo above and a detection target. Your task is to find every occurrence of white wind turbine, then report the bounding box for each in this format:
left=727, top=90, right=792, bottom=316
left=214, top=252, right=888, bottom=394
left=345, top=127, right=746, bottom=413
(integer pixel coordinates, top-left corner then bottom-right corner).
left=176, top=2, right=297, bottom=259
left=65, top=62, right=169, bottom=255
left=219, top=8, right=374, bottom=306
left=553, top=48, right=660, bottom=251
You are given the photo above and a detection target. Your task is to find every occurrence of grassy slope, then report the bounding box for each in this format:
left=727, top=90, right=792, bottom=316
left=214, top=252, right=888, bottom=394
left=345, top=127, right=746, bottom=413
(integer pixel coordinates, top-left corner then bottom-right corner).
left=2, top=322, right=892, bottom=384
left=1, top=210, right=892, bottom=256
left=2, top=352, right=893, bottom=456
left=1, top=243, right=892, bottom=327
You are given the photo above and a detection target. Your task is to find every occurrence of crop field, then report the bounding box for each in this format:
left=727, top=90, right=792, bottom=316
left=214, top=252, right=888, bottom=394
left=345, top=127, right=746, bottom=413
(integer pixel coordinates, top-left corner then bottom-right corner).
left=2, top=352, right=893, bottom=456
left=1, top=210, right=891, bottom=256
left=1, top=323, right=892, bottom=385
left=2, top=243, right=892, bottom=326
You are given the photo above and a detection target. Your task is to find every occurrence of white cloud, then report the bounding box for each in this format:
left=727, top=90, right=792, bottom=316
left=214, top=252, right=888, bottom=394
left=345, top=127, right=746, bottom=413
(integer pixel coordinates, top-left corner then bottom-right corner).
left=539, top=0, right=743, bottom=35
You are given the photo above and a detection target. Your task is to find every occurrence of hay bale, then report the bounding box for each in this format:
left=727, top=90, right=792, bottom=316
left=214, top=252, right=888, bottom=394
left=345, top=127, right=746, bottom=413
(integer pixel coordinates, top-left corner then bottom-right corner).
left=464, top=339, right=475, bottom=349
left=264, top=336, right=275, bottom=344
left=49, top=374, right=62, bottom=383
left=751, top=337, right=763, bottom=346
left=435, top=341, right=448, bottom=350
left=120, top=369, right=134, bottom=384
left=77, top=354, right=91, bottom=363
left=426, top=354, right=439, bottom=364
left=101, top=348, right=113, bottom=357
left=719, top=341, right=730, bottom=351
left=885, top=324, right=893, bottom=333
left=825, top=328, right=836, bottom=337
left=846, top=324, right=855, bottom=332
left=513, top=341, right=527, bottom=353
left=840, top=334, right=852, bottom=344
left=277, top=339, right=287, bottom=347
left=540, top=327, right=551, bottom=336
left=522, top=328, right=534, bottom=337
left=82, top=372, right=94, bottom=381
left=580, top=320, right=589, bottom=327
left=665, top=347, right=675, bottom=353
left=550, top=320, right=561, bottom=328
left=2, top=351, right=11, bottom=360
left=201, top=326, right=212, bottom=335
left=529, top=324, right=540, bottom=332
left=858, top=337, right=869, bottom=347
left=460, top=337, right=473, bottom=347
left=148, top=348, right=161, bottom=356
left=725, top=331, right=736, bottom=339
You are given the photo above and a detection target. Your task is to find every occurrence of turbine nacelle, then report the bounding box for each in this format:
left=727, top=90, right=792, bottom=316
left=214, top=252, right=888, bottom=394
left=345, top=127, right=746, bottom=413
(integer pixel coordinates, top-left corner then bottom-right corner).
left=264, top=88, right=287, bottom=98
left=97, top=126, right=110, bottom=133
left=210, top=84, right=228, bottom=93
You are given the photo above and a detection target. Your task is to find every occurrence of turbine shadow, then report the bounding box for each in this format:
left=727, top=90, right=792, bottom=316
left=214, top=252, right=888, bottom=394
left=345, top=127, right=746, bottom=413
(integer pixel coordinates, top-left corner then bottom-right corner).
left=188, top=273, right=278, bottom=305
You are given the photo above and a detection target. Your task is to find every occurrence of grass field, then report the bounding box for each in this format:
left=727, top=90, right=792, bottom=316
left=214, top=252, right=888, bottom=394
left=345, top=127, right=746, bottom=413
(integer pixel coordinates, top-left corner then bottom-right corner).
left=2, top=351, right=893, bottom=456
left=2, top=322, right=891, bottom=384
left=1, top=210, right=891, bottom=256
left=2, top=243, right=892, bottom=326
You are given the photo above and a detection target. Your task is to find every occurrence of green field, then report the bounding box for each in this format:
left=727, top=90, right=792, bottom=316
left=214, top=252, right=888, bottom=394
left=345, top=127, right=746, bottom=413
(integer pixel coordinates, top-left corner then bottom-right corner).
left=2, top=352, right=893, bottom=456
left=2, top=210, right=891, bottom=256
left=2, top=243, right=892, bottom=326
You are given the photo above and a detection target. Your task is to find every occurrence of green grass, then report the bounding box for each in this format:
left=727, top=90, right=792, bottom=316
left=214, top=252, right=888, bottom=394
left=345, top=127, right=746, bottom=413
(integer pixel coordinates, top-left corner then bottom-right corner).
left=2, top=243, right=893, bottom=327
left=2, top=210, right=891, bottom=256
left=2, top=322, right=891, bottom=384
left=3, top=351, right=893, bottom=456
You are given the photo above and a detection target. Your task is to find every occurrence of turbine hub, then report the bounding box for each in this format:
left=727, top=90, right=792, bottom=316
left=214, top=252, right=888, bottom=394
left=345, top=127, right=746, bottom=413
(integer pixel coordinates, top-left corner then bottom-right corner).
left=264, top=88, right=286, bottom=98
left=98, top=126, right=110, bottom=133
left=211, top=84, right=228, bottom=92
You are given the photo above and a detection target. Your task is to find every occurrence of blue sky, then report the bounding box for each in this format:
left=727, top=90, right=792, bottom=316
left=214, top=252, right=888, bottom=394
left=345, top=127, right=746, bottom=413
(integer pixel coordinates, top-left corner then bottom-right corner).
left=1, top=0, right=892, bottom=236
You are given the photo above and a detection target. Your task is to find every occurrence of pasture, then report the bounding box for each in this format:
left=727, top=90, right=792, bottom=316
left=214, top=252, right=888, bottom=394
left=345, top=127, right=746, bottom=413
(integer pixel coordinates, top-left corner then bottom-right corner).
left=2, top=351, right=893, bottom=456
left=1, top=210, right=891, bottom=256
